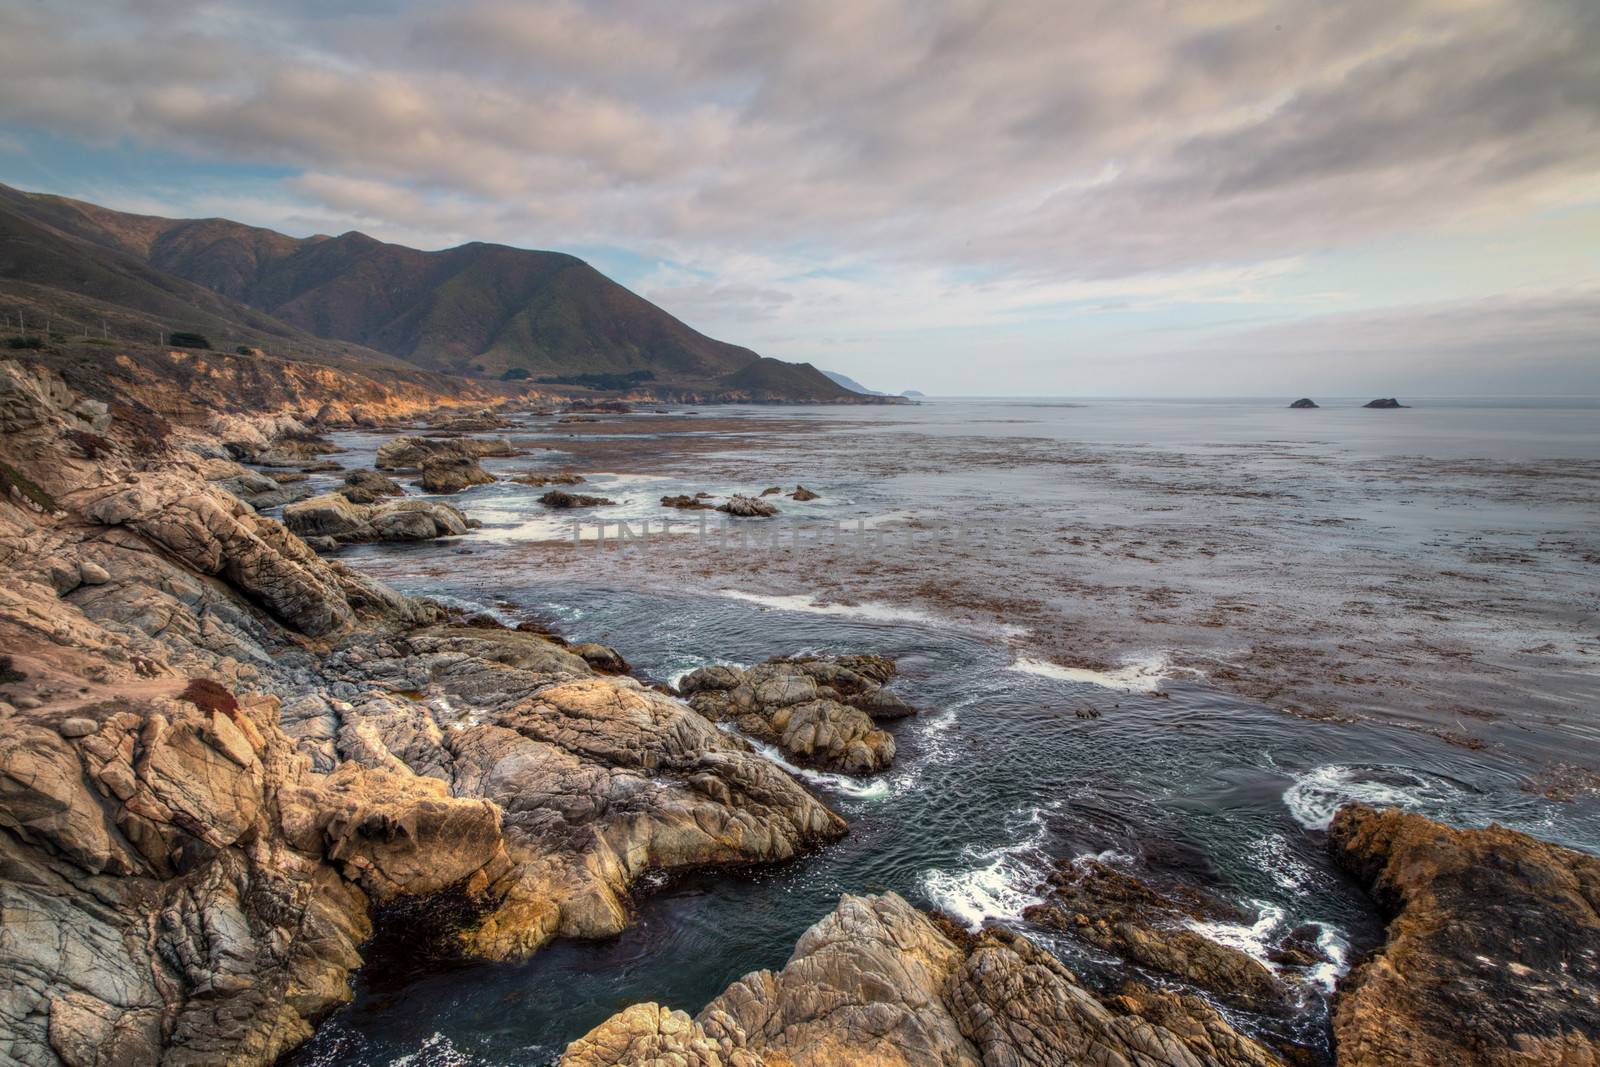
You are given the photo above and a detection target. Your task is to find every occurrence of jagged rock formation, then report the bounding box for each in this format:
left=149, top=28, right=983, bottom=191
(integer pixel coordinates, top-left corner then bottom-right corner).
left=717, top=495, right=778, bottom=517
left=283, top=492, right=471, bottom=543
left=539, top=490, right=617, bottom=508
left=679, top=656, right=909, bottom=775
left=0, top=354, right=849, bottom=1065
left=1328, top=804, right=1600, bottom=1066
left=1362, top=398, right=1407, bottom=408
left=375, top=434, right=517, bottom=470
left=338, top=468, right=406, bottom=504
left=418, top=455, right=495, bottom=493
left=1024, top=859, right=1295, bottom=1013
left=560, top=892, right=1288, bottom=1067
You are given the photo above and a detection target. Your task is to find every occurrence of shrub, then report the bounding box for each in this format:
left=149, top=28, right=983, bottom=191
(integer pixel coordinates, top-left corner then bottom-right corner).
left=6, top=336, right=44, bottom=350
left=168, top=332, right=211, bottom=350
left=109, top=403, right=173, bottom=448
left=66, top=429, right=113, bottom=459
left=179, top=677, right=239, bottom=716
left=536, top=369, right=656, bottom=390
left=501, top=367, right=530, bottom=381
left=0, top=461, right=57, bottom=512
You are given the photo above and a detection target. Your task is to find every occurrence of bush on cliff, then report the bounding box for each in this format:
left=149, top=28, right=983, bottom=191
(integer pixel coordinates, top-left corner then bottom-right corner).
left=168, top=331, right=212, bottom=349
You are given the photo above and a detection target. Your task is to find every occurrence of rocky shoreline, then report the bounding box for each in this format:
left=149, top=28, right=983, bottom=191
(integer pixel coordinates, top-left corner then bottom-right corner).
left=2, top=351, right=1597, bottom=1066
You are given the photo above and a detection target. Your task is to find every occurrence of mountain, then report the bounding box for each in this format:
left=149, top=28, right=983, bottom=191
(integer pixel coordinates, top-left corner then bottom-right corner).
left=821, top=369, right=885, bottom=395
left=0, top=183, right=863, bottom=400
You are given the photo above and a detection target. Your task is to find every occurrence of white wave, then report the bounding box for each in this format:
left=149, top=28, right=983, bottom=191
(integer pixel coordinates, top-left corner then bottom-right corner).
left=716, top=590, right=942, bottom=626
left=1007, top=653, right=1180, bottom=693
left=920, top=806, right=1059, bottom=929
left=1185, top=901, right=1286, bottom=971
left=713, top=722, right=891, bottom=801
left=1250, top=831, right=1316, bottom=893
left=666, top=658, right=746, bottom=689
left=390, top=1032, right=473, bottom=1066
left=1308, top=922, right=1352, bottom=994
left=1283, top=764, right=1466, bottom=831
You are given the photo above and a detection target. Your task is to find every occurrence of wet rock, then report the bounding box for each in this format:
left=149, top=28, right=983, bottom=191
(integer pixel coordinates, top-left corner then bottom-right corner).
left=789, top=485, right=820, bottom=501
left=284, top=493, right=469, bottom=544
left=419, top=456, right=495, bottom=494
left=759, top=486, right=782, bottom=496
left=1328, top=803, right=1600, bottom=1067
left=1023, top=859, right=1292, bottom=1013
left=339, top=469, right=406, bottom=505
left=716, top=495, right=777, bottom=518
left=571, top=642, right=630, bottom=674
left=1288, top=398, right=1318, bottom=409
left=198, top=457, right=314, bottom=509
left=681, top=655, right=909, bottom=774
left=427, top=410, right=510, bottom=432
left=514, top=472, right=585, bottom=487
left=661, top=494, right=715, bottom=510
left=563, top=892, right=1288, bottom=1067
left=376, top=435, right=517, bottom=470
left=1362, top=398, right=1407, bottom=408
left=539, top=490, right=616, bottom=508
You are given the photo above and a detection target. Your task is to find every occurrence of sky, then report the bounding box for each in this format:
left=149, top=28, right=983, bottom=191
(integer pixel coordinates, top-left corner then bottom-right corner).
left=0, top=0, right=1596, bottom=396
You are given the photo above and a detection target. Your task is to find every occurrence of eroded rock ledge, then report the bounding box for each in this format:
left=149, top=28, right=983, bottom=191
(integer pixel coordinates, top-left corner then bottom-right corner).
left=680, top=655, right=912, bottom=775
left=0, top=358, right=845, bottom=1064
left=1328, top=804, right=1600, bottom=1067
left=560, top=891, right=1288, bottom=1067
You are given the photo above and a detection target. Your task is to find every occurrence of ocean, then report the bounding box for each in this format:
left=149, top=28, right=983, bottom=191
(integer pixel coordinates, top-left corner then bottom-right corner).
left=285, top=396, right=1600, bottom=1065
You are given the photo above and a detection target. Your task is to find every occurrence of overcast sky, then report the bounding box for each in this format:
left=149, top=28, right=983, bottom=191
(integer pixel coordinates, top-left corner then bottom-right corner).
left=1, top=0, right=1596, bottom=395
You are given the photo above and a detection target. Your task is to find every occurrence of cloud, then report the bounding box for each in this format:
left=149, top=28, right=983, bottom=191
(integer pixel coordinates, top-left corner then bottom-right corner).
left=0, top=0, right=1595, bottom=390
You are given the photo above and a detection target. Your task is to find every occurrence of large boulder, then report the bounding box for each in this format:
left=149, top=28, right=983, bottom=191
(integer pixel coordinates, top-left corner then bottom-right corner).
left=1328, top=804, right=1600, bottom=1067
left=680, top=655, right=910, bottom=774
left=717, top=495, right=777, bottom=518
left=375, top=435, right=515, bottom=470
left=339, top=469, right=406, bottom=504
left=283, top=493, right=469, bottom=544
left=562, top=892, right=1288, bottom=1067
left=539, top=490, right=616, bottom=508
left=0, top=690, right=511, bottom=1067
left=83, top=474, right=356, bottom=637
left=419, top=456, right=495, bottom=494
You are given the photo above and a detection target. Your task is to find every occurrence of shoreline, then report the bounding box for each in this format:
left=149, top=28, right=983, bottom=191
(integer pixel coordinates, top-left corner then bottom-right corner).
left=2, top=353, right=1597, bottom=1066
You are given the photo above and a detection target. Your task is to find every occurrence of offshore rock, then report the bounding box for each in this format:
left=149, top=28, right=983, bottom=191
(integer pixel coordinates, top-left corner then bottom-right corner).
left=539, top=490, right=616, bottom=508
left=375, top=435, right=517, bottom=470
left=716, top=495, right=777, bottom=517
left=283, top=492, right=469, bottom=544
left=680, top=655, right=909, bottom=774
left=339, top=468, right=407, bottom=504
left=1328, top=804, right=1600, bottom=1067
left=419, top=455, right=495, bottom=494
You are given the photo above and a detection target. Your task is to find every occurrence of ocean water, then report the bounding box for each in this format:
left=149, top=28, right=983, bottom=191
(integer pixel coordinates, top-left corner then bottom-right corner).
left=286, top=397, right=1600, bottom=1065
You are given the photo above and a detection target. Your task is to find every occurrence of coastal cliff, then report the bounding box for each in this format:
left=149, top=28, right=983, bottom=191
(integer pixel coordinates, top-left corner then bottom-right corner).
left=0, top=353, right=842, bottom=1063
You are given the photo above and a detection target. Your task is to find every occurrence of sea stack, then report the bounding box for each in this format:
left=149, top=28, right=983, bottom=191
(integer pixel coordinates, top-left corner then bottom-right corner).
left=1363, top=397, right=1407, bottom=408
left=1289, top=398, right=1318, bottom=408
